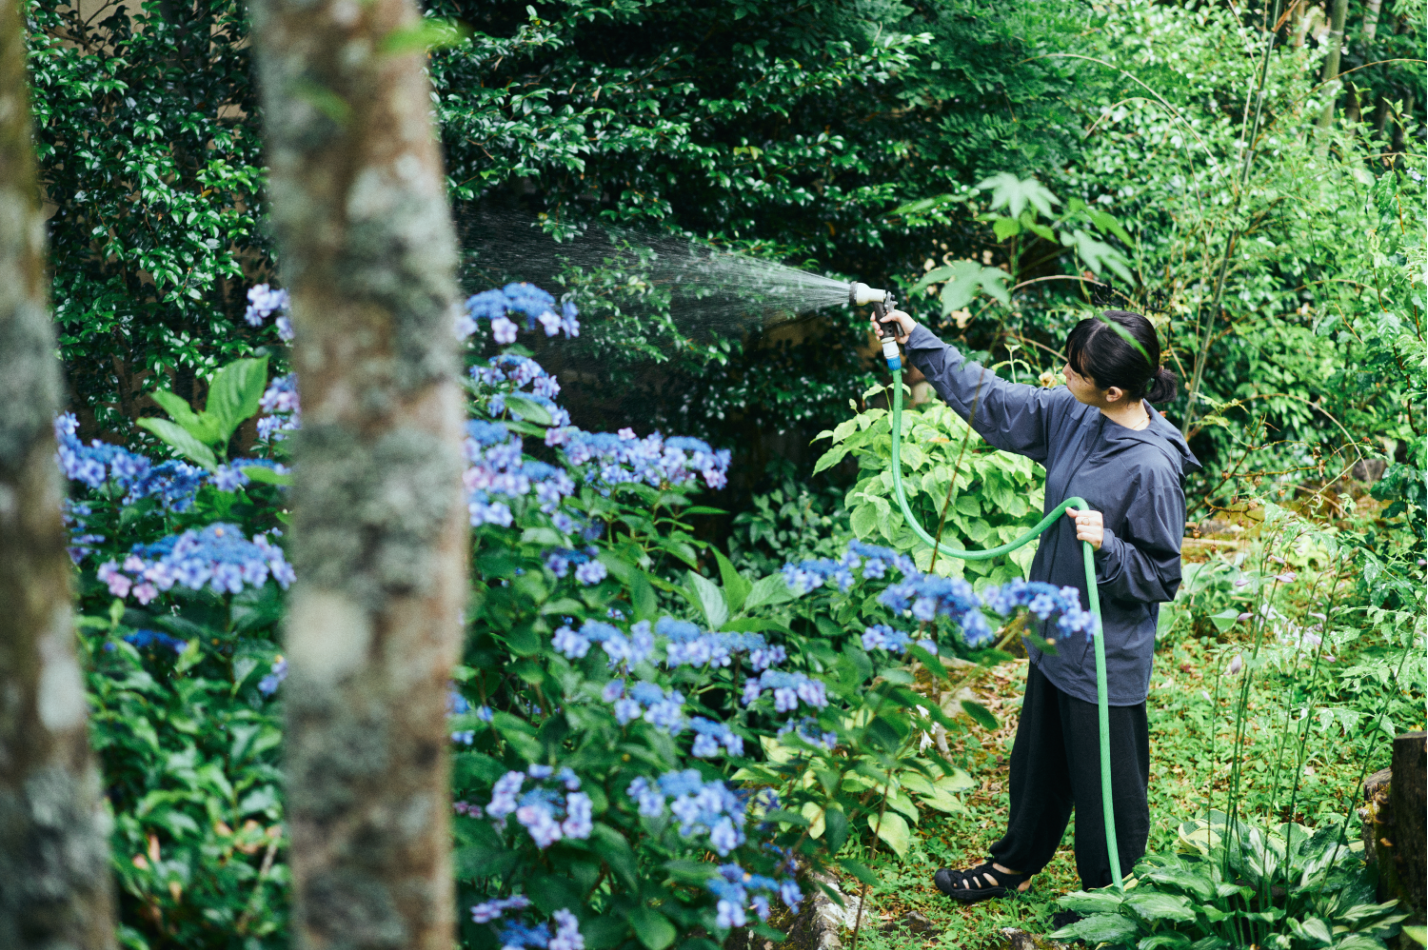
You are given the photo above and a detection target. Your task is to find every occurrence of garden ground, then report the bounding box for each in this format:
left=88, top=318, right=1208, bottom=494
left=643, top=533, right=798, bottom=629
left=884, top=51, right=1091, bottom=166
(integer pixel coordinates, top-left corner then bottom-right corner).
left=821, top=520, right=1420, bottom=950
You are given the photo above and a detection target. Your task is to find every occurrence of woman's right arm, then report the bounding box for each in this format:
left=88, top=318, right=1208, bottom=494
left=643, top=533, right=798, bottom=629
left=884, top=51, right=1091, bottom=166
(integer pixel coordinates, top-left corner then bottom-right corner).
left=876, top=313, right=1069, bottom=463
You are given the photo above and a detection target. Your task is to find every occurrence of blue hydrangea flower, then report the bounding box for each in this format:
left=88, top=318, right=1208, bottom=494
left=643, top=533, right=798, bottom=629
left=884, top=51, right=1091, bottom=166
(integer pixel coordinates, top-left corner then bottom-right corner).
left=258, top=658, right=288, bottom=695
left=471, top=895, right=530, bottom=924
left=97, top=524, right=293, bottom=604
left=627, top=771, right=748, bottom=856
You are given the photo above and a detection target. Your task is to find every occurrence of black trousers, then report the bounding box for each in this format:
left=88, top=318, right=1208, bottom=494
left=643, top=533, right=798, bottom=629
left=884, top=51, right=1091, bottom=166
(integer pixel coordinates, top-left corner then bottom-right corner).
left=988, top=662, right=1150, bottom=890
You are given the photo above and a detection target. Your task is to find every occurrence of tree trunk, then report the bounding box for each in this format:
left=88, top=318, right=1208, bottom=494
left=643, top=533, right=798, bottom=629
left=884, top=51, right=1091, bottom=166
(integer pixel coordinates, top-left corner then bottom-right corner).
left=1345, top=80, right=1362, bottom=123
left=1373, top=96, right=1391, bottom=139
left=1293, top=3, right=1323, bottom=48
left=0, top=0, right=117, bottom=945
left=1317, top=0, right=1350, bottom=130
left=247, top=0, right=469, bottom=947
left=1363, top=0, right=1383, bottom=43
left=1391, top=732, right=1426, bottom=926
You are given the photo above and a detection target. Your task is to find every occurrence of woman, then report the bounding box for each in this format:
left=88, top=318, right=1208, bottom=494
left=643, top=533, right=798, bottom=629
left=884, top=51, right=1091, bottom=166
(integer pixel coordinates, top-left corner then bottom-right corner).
left=873, top=307, right=1199, bottom=900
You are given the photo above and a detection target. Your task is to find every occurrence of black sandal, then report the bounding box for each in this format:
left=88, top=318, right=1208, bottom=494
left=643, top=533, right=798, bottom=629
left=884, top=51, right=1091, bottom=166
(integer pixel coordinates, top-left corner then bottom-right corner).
left=933, top=861, right=1031, bottom=903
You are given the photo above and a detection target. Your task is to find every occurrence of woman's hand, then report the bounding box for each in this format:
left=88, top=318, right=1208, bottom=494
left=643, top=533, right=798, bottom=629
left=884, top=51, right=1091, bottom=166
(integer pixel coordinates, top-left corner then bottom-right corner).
left=1065, top=506, right=1104, bottom=551
left=870, top=308, right=916, bottom=344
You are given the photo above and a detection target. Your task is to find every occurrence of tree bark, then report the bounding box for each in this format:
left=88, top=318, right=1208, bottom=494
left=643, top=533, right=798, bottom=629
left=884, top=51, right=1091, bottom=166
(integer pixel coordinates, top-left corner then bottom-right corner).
left=0, top=0, right=117, bottom=945
left=1363, top=0, right=1383, bottom=43
left=1391, top=732, right=1426, bottom=925
left=247, top=1, right=469, bottom=947
left=1316, top=0, right=1350, bottom=130
left=1345, top=80, right=1362, bottom=123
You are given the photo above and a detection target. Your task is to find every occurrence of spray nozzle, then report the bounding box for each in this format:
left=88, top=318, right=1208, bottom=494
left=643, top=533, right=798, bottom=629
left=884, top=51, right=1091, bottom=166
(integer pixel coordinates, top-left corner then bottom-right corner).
left=849, top=282, right=887, bottom=307
left=850, top=282, right=902, bottom=369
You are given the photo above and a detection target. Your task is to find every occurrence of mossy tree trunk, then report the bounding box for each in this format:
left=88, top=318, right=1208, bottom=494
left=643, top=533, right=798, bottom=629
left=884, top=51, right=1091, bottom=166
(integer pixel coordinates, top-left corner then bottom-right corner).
left=0, top=0, right=117, bottom=945
left=247, top=1, right=469, bottom=947
left=1316, top=0, right=1351, bottom=130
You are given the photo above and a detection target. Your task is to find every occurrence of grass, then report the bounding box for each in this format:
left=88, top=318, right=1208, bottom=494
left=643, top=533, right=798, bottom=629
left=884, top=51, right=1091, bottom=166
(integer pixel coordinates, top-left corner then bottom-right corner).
left=835, top=617, right=1421, bottom=950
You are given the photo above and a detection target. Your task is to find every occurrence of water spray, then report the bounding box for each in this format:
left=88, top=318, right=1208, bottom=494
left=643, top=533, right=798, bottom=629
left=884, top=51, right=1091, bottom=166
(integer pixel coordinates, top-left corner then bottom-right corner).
left=854, top=285, right=1124, bottom=891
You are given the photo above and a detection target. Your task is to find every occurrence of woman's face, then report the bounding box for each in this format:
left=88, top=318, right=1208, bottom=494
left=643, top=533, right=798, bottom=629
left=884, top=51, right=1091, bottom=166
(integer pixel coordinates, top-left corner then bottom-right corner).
left=1062, top=361, right=1103, bottom=406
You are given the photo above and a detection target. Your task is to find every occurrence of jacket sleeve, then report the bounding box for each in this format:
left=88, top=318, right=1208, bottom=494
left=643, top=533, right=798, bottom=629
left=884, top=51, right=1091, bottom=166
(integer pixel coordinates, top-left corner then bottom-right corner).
left=1092, top=463, right=1185, bottom=605
left=904, top=324, right=1070, bottom=463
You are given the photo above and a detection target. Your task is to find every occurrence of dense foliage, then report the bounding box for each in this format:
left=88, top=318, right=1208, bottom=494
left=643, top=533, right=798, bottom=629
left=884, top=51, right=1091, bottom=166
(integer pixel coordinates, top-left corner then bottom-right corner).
left=24, top=0, right=1427, bottom=946
left=28, top=0, right=267, bottom=434
left=60, top=285, right=1108, bottom=948
left=28, top=0, right=1425, bottom=504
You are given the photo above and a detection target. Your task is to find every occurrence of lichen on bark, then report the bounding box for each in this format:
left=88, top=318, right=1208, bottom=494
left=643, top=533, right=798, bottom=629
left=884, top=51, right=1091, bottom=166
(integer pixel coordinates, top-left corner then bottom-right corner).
left=0, top=0, right=117, bottom=943
left=248, top=0, right=469, bottom=944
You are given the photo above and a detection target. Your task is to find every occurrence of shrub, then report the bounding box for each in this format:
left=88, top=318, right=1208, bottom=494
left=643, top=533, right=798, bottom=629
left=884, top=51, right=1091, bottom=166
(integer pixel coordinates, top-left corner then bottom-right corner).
left=61, top=281, right=1104, bottom=949
left=813, top=387, right=1047, bottom=584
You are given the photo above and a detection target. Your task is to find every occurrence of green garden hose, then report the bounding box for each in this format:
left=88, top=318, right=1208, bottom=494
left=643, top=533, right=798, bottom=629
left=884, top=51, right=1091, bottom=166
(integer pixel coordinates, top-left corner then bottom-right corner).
left=886, top=373, right=1124, bottom=889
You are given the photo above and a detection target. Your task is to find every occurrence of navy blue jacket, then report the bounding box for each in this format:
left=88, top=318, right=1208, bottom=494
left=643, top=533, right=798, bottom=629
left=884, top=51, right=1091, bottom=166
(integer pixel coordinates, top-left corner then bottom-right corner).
left=905, top=325, right=1200, bottom=705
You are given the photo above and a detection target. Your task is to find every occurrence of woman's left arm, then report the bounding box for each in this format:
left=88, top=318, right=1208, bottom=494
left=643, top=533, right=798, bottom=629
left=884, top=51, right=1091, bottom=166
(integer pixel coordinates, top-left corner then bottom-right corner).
left=1090, top=469, right=1186, bottom=605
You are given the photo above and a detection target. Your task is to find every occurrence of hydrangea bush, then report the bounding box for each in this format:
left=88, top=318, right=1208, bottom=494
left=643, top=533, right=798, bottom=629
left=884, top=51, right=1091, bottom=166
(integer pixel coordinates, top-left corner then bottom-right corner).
left=62, top=281, right=1101, bottom=950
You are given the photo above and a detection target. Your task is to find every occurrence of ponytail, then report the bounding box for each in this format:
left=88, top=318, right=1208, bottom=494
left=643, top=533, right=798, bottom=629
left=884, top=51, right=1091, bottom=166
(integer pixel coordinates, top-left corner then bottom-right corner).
left=1146, top=366, right=1178, bottom=403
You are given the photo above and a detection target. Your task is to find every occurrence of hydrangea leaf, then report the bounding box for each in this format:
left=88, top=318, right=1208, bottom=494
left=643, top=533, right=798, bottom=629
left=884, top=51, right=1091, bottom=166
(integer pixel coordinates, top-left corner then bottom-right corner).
left=686, top=570, right=729, bottom=630
left=206, top=356, right=269, bottom=442
left=628, top=906, right=676, bottom=950
left=136, top=418, right=218, bottom=471
left=504, top=394, right=553, bottom=426
left=867, top=811, right=910, bottom=857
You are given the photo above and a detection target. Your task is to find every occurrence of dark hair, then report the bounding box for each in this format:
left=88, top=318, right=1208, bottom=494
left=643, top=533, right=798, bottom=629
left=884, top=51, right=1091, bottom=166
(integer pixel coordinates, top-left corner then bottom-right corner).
left=1065, top=310, right=1177, bottom=403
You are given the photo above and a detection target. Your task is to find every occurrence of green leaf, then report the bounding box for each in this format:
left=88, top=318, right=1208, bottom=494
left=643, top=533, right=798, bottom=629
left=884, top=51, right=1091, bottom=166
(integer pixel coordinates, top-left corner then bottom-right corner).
left=1143, top=867, right=1216, bottom=902
left=528, top=874, right=584, bottom=916
left=838, top=858, right=877, bottom=886
left=137, top=418, right=218, bottom=471
left=1068, top=229, right=1134, bottom=282
left=713, top=548, right=751, bottom=613
left=937, top=260, right=984, bottom=313
left=744, top=573, right=795, bottom=610
left=977, top=172, right=1060, bottom=219
left=867, top=811, right=911, bottom=856
left=909, top=264, right=957, bottom=295
left=979, top=266, right=1011, bottom=305
left=1123, top=891, right=1196, bottom=924
left=206, top=356, right=269, bottom=440
left=591, top=823, right=639, bottom=890
left=686, top=571, right=729, bottom=630
left=242, top=465, right=292, bottom=486
left=380, top=17, right=471, bottom=55
left=960, top=699, right=999, bottom=731
left=631, top=571, right=658, bottom=621
left=628, top=907, right=676, bottom=950
left=1053, top=913, right=1141, bottom=944
left=813, top=445, right=851, bottom=475
left=1293, top=917, right=1333, bottom=946
left=1086, top=207, right=1134, bottom=245
left=825, top=806, right=849, bottom=852
left=992, top=216, right=1021, bottom=241
left=579, top=915, right=629, bottom=950
left=150, top=389, right=203, bottom=431
left=503, top=394, right=553, bottom=426
left=1209, top=608, right=1241, bottom=633
left=850, top=503, right=878, bottom=539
